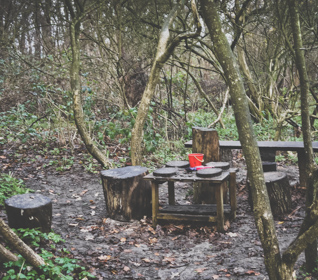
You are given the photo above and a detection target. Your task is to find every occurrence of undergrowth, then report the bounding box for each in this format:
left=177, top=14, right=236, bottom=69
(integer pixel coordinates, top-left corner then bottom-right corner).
left=0, top=174, right=95, bottom=279
left=3, top=228, right=95, bottom=280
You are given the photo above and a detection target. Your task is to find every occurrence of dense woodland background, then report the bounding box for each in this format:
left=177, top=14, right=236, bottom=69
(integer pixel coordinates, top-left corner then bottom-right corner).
left=1, top=0, right=318, bottom=279
left=0, top=0, right=317, bottom=165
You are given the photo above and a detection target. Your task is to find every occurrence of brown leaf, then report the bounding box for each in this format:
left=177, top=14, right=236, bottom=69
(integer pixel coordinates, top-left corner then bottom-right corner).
left=195, top=268, right=207, bottom=273
left=149, top=237, right=158, bottom=244
left=246, top=270, right=260, bottom=275
left=163, top=257, right=175, bottom=263
left=80, top=189, right=89, bottom=196
left=98, top=255, right=111, bottom=262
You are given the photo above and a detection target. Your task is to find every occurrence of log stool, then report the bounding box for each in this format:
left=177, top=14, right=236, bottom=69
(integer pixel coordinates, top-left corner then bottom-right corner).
left=248, top=171, right=291, bottom=217
left=101, top=166, right=152, bottom=221
left=5, top=193, right=52, bottom=233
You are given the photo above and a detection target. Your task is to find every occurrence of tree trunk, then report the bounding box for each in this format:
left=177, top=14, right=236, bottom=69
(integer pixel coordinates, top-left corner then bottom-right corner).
left=0, top=218, right=45, bottom=267
left=289, top=0, right=317, bottom=272
left=131, top=0, right=201, bottom=165
left=66, top=1, right=109, bottom=168
left=199, top=1, right=283, bottom=278
left=0, top=243, right=19, bottom=263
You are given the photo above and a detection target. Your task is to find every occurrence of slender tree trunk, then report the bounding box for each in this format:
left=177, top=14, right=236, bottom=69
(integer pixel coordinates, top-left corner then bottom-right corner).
left=131, top=0, right=201, bottom=165
left=0, top=243, right=19, bottom=262
left=67, top=3, right=109, bottom=167
left=199, top=1, right=283, bottom=278
left=289, top=0, right=317, bottom=272
left=0, top=218, right=45, bottom=267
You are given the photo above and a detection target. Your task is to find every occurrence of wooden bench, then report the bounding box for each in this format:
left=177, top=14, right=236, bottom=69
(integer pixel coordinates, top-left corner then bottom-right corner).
left=185, top=140, right=318, bottom=188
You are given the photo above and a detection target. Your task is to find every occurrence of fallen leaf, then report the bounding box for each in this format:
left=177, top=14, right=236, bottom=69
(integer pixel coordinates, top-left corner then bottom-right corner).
left=195, top=268, right=207, bottom=273
left=226, top=232, right=238, bottom=237
left=163, top=257, right=175, bottom=263
left=123, top=266, right=130, bottom=272
left=80, top=189, right=89, bottom=196
left=98, top=255, right=111, bottom=261
left=120, top=237, right=126, bottom=242
left=246, top=270, right=260, bottom=275
left=142, top=258, right=152, bottom=263
left=149, top=237, right=158, bottom=244
left=148, top=226, right=156, bottom=234
left=212, top=275, right=219, bottom=279
left=69, top=223, right=79, bottom=227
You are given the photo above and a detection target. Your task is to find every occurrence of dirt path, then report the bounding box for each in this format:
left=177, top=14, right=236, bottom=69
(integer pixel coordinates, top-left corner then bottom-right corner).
left=12, top=162, right=306, bottom=280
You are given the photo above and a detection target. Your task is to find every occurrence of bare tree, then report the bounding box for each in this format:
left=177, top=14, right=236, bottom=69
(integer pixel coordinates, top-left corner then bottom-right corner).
left=130, top=0, right=201, bottom=165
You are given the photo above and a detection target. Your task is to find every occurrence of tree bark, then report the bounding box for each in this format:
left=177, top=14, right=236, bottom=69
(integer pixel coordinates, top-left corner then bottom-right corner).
left=289, top=0, right=317, bottom=272
left=0, top=243, right=19, bottom=263
left=66, top=0, right=109, bottom=167
left=0, top=218, right=45, bottom=267
left=130, top=0, right=201, bottom=165
left=199, top=1, right=282, bottom=278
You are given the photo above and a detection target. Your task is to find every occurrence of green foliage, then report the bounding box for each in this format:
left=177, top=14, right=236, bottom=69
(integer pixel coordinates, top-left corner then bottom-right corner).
left=95, top=106, right=161, bottom=153
left=3, top=228, right=95, bottom=280
left=147, top=139, right=189, bottom=171
left=0, top=173, right=31, bottom=206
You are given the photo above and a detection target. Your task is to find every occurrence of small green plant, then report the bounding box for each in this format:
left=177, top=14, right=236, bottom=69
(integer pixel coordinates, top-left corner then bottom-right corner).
left=3, top=228, right=95, bottom=279
left=0, top=173, right=31, bottom=205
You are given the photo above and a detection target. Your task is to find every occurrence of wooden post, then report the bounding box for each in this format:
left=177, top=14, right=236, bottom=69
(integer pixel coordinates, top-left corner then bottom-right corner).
left=192, top=127, right=220, bottom=162
left=192, top=127, right=220, bottom=204
left=168, top=181, right=175, bottom=205
left=215, top=183, right=224, bottom=232
left=229, top=170, right=237, bottom=219
left=152, top=182, right=159, bottom=227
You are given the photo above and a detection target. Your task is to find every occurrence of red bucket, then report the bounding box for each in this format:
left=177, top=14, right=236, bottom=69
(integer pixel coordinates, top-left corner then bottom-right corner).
left=188, top=153, right=204, bottom=167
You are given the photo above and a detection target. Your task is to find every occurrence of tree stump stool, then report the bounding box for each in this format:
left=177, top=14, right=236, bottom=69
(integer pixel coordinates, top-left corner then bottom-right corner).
left=101, top=166, right=152, bottom=221
left=5, top=193, right=52, bottom=233
left=248, top=171, right=291, bottom=217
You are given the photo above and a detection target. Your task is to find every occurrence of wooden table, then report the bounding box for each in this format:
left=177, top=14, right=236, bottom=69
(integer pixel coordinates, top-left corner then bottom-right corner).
left=185, top=140, right=318, bottom=187
left=144, top=168, right=237, bottom=232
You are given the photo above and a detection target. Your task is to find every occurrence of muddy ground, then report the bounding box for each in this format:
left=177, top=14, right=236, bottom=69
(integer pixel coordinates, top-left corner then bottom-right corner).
left=0, top=148, right=310, bottom=279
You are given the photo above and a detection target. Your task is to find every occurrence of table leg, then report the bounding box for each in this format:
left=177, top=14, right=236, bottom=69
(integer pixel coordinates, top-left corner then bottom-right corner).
left=298, top=150, right=307, bottom=188
left=229, top=171, right=237, bottom=220
left=151, top=182, right=159, bottom=228
left=215, top=183, right=224, bottom=232
left=168, top=181, right=175, bottom=205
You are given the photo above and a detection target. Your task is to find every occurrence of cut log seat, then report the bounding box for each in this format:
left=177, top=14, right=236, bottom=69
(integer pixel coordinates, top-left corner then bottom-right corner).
left=100, top=166, right=152, bottom=221
left=5, top=193, right=52, bottom=233
left=248, top=171, right=291, bottom=216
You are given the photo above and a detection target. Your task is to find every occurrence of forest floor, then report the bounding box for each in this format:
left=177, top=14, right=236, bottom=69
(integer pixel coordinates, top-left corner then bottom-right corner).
left=0, top=144, right=311, bottom=279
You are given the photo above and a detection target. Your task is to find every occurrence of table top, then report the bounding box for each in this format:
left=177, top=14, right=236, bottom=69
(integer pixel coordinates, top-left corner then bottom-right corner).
left=144, top=168, right=229, bottom=183
left=185, top=140, right=318, bottom=152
